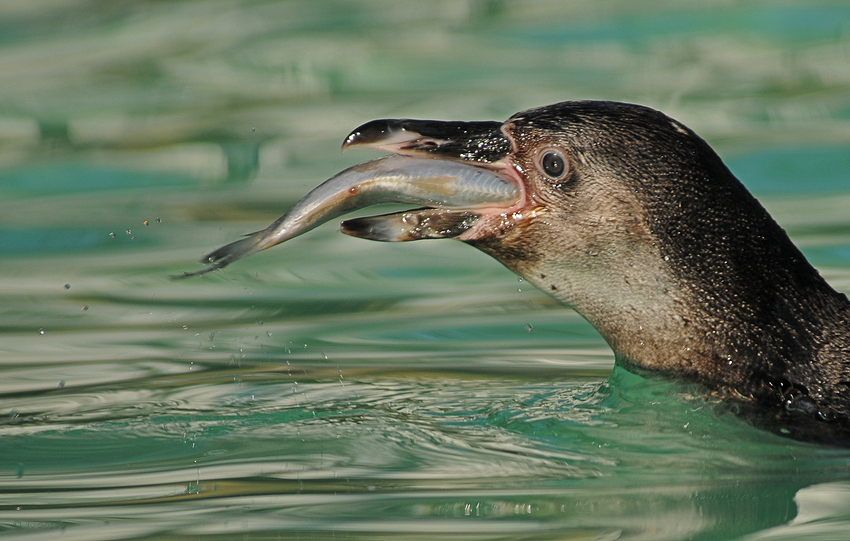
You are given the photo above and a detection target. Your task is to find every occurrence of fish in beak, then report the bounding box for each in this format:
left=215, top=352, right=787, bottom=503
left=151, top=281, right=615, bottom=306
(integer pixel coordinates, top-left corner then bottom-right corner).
left=181, top=101, right=850, bottom=442
left=182, top=118, right=525, bottom=277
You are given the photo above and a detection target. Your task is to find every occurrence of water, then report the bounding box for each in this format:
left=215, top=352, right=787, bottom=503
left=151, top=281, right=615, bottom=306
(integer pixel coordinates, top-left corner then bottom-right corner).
left=2, top=1, right=850, bottom=539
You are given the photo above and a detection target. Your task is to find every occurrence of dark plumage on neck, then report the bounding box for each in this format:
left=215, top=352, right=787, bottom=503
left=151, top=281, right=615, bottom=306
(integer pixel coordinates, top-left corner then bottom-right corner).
left=467, top=101, right=850, bottom=434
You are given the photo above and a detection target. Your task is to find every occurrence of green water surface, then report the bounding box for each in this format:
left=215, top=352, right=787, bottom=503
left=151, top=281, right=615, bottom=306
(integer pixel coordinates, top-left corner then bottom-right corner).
left=1, top=2, right=850, bottom=540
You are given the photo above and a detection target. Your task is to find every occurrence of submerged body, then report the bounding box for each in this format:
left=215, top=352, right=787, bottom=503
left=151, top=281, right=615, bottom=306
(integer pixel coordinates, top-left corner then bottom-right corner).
left=187, top=101, right=850, bottom=442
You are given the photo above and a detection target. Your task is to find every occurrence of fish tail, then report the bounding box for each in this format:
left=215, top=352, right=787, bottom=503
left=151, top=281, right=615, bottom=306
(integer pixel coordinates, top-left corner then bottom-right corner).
left=174, top=230, right=267, bottom=279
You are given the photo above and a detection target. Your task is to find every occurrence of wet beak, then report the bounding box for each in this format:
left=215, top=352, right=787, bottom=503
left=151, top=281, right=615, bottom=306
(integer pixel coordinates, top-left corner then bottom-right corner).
left=342, top=118, right=511, bottom=164
left=339, top=118, right=517, bottom=242
left=182, top=119, right=518, bottom=277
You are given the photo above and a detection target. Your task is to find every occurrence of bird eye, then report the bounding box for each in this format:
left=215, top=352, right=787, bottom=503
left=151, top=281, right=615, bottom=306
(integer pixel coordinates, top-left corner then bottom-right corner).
left=538, top=150, right=567, bottom=179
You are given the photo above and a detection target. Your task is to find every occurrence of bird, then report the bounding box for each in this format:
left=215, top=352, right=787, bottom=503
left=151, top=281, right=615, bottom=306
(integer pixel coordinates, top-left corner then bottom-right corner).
left=185, top=100, right=850, bottom=443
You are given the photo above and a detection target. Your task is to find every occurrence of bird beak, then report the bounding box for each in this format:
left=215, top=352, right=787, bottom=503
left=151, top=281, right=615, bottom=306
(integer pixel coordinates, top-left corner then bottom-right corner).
left=341, top=118, right=512, bottom=163
left=338, top=118, right=520, bottom=242
left=184, top=119, right=522, bottom=276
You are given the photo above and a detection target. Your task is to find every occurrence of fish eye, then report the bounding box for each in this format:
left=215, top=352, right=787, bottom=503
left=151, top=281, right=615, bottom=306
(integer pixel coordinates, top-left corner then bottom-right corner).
left=537, top=149, right=568, bottom=180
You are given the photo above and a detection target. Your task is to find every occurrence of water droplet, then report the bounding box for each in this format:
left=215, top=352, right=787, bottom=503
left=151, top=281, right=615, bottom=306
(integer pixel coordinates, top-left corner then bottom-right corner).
left=524, top=323, right=533, bottom=333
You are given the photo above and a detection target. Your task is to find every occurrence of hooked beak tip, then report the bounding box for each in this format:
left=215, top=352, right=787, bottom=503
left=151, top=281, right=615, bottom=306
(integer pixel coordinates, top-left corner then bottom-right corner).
left=341, top=132, right=359, bottom=152
left=342, top=119, right=409, bottom=153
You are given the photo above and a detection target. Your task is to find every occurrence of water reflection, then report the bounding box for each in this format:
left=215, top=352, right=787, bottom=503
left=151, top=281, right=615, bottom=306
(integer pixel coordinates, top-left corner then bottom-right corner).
left=2, top=363, right=848, bottom=540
